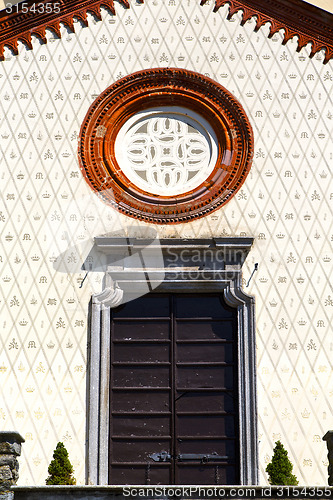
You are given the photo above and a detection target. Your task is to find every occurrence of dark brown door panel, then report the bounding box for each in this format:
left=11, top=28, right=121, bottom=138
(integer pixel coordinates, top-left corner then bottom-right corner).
left=109, top=293, right=239, bottom=485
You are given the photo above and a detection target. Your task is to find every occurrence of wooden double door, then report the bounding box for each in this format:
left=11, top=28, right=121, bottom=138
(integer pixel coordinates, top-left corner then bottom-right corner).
left=108, top=293, right=239, bottom=485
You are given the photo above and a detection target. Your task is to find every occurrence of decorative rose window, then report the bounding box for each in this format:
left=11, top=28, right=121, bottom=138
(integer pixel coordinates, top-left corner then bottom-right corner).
left=79, top=68, right=253, bottom=224
left=115, top=107, right=218, bottom=197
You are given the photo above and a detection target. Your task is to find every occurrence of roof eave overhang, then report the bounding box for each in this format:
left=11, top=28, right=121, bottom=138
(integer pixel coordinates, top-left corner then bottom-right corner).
left=204, top=0, right=333, bottom=63
left=0, top=0, right=332, bottom=63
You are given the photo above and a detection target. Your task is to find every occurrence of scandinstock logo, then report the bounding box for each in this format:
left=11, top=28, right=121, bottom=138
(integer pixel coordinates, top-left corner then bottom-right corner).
left=51, top=186, right=165, bottom=307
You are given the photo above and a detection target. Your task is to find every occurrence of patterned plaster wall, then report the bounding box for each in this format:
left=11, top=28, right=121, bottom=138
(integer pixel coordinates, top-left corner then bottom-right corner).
left=0, top=0, right=332, bottom=486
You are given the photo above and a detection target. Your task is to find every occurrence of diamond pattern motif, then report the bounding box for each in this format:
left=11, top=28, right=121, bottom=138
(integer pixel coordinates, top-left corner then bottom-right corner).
left=0, top=0, right=332, bottom=486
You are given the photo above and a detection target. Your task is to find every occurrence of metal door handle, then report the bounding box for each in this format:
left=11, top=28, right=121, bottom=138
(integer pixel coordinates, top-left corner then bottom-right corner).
left=149, top=451, right=228, bottom=463
left=178, top=453, right=228, bottom=463
left=149, top=451, right=172, bottom=462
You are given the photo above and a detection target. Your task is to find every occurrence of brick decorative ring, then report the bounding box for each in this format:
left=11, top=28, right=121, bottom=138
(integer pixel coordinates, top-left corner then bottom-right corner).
left=78, top=68, right=253, bottom=224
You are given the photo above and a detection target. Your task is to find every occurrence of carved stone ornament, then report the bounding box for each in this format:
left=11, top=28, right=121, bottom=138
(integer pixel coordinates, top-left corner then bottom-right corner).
left=78, top=68, right=254, bottom=224
left=92, top=278, right=123, bottom=308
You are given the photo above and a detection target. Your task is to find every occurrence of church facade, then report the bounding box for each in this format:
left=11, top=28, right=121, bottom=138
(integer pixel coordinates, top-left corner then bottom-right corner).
left=0, top=0, right=332, bottom=487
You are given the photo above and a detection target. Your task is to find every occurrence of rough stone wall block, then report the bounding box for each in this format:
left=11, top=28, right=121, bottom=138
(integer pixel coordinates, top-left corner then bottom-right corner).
left=323, top=431, right=333, bottom=485
left=0, top=432, right=24, bottom=500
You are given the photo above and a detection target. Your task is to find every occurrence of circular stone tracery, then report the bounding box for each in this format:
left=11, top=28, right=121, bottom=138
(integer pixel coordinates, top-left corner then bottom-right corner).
left=78, top=68, right=253, bottom=224
left=115, top=107, right=218, bottom=197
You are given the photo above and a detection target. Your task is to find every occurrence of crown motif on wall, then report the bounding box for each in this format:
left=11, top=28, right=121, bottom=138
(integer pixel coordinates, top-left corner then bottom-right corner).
left=302, top=408, right=310, bottom=418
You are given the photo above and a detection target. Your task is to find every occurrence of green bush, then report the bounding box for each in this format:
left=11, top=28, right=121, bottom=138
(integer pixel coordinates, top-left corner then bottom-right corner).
left=266, top=440, right=298, bottom=485
left=46, top=442, right=76, bottom=485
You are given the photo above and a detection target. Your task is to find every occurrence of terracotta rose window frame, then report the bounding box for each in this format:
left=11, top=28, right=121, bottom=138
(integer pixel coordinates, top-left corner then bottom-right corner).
left=78, top=68, right=254, bottom=224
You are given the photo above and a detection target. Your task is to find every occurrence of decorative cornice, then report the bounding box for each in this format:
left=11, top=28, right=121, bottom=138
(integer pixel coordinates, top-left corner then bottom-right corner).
left=0, top=0, right=332, bottom=62
left=0, top=0, right=130, bottom=61
left=202, top=0, right=333, bottom=64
